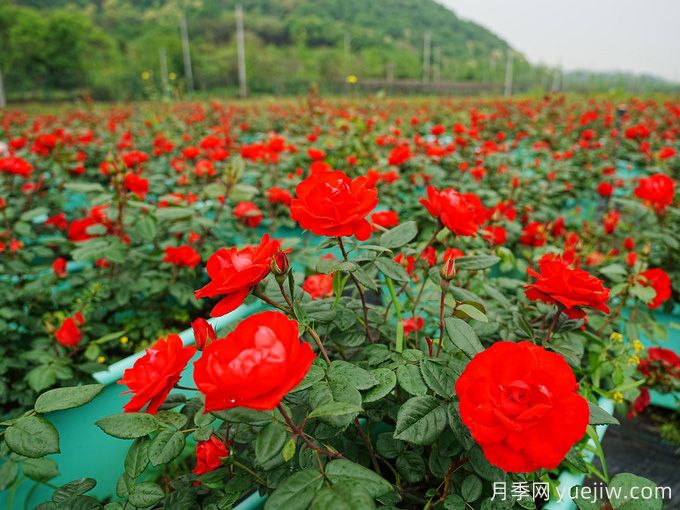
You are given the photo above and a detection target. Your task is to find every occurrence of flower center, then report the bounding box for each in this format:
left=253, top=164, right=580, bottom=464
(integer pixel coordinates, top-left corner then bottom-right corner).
left=227, top=326, right=286, bottom=376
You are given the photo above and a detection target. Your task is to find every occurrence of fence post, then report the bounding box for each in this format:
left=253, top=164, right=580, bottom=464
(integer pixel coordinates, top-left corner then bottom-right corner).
left=504, top=48, right=513, bottom=97
left=0, top=70, right=6, bottom=108
left=159, top=48, right=170, bottom=99
left=422, top=31, right=431, bottom=83
left=179, top=13, right=194, bottom=94
left=235, top=5, right=248, bottom=99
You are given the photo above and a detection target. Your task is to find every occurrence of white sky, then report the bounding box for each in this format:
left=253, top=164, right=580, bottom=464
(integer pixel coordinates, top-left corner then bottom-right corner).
left=439, top=0, right=680, bottom=82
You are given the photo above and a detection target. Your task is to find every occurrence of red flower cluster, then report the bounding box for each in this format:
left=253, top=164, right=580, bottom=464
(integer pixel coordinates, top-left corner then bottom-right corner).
left=302, top=274, right=333, bottom=299
left=637, top=268, right=672, bottom=309
left=120, top=334, right=196, bottom=414
left=420, top=185, right=484, bottom=236
left=194, top=311, right=315, bottom=411
left=233, top=201, right=263, bottom=228
left=634, top=173, right=675, bottom=213
left=456, top=341, right=589, bottom=472
left=290, top=168, right=378, bottom=241
left=164, top=245, right=201, bottom=268
left=525, top=254, right=610, bottom=318
left=194, top=235, right=280, bottom=316
left=55, top=312, right=85, bottom=347
left=0, top=157, right=33, bottom=178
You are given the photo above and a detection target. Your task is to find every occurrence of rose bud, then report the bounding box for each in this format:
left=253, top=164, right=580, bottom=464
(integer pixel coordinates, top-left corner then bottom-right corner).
left=440, top=257, right=456, bottom=283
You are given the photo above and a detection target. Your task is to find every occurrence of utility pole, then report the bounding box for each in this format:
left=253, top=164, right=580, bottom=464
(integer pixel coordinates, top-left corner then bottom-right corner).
left=433, top=47, right=441, bottom=83
left=159, top=48, right=169, bottom=99
left=179, top=13, right=194, bottom=94
left=0, top=70, right=5, bottom=108
left=235, top=5, right=247, bottom=99
left=343, top=32, right=351, bottom=78
left=422, top=31, right=431, bottom=83
left=386, top=62, right=394, bottom=82
left=504, top=48, right=513, bottom=97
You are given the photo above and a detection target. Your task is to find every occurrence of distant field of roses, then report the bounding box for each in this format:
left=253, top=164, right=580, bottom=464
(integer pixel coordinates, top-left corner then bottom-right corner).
left=0, top=96, right=678, bottom=509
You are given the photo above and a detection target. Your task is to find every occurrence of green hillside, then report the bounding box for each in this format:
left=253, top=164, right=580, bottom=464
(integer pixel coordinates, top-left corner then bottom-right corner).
left=0, top=0, right=530, bottom=99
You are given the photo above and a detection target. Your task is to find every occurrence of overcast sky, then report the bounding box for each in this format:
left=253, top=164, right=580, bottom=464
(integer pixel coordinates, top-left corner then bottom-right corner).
left=439, top=0, right=680, bottom=82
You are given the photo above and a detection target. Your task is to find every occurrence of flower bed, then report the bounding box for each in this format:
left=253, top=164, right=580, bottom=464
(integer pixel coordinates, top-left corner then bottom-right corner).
left=0, top=97, right=678, bottom=509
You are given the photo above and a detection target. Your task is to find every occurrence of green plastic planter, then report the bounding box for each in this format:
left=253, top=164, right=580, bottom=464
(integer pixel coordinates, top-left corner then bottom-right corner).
left=0, top=302, right=264, bottom=510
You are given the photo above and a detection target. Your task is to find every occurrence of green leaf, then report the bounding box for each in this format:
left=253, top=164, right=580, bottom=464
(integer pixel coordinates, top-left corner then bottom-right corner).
left=455, top=255, right=500, bottom=270
left=22, top=457, right=59, bottom=482
left=444, top=318, right=484, bottom=358
left=149, top=430, right=185, bottom=466
left=311, top=481, right=376, bottom=510
left=5, top=415, right=60, bottom=458
left=64, top=182, right=105, bottom=192
left=156, top=207, right=194, bottom=221
left=461, top=475, right=483, bottom=502
left=588, top=402, right=619, bottom=425
left=282, top=438, right=296, bottom=462
left=255, top=422, right=288, bottom=467
left=264, top=469, right=324, bottom=510
left=394, top=396, right=448, bottom=445
left=374, top=257, right=410, bottom=282
left=455, top=303, right=489, bottom=323
left=396, top=451, right=425, bottom=483
left=52, top=478, right=97, bottom=503
left=444, top=495, right=466, bottom=510
left=396, top=364, right=428, bottom=396
left=609, top=473, right=663, bottom=510
left=362, top=368, right=397, bottom=404
left=35, top=384, right=105, bottom=413
left=419, top=359, right=456, bottom=399
left=293, top=363, right=326, bottom=392
left=380, top=221, right=418, bottom=249
left=325, top=459, right=392, bottom=497
left=309, top=402, right=363, bottom=418
left=125, top=438, right=150, bottom=478
left=328, top=360, right=378, bottom=390
left=155, top=411, right=188, bottom=430
left=96, top=413, right=159, bottom=439
left=128, top=481, right=165, bottom=508
left=0, top=461, right=18, bottom=491
left=629, top=284, right=656, bottom=304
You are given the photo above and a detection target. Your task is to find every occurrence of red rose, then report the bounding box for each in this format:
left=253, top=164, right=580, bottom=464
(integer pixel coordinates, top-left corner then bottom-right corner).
left=637, top=268, right=672, bottom=309
left=387, top=144, right=412, bottom=166
left=233, top=201, right=263, bottom=228
left=443, top=248, right=464, bottom=261
left=602, top=210, right=619, bottom=234
left=55, top=316, right=83, bottom=347
left=403, top=316, right=424, bottom=336
left=420, top=185, right=484, bottom=237
left=597, top=181, right=613, bottom=197
left=195, top=235, right=280, bottom=317
left=191, top=318, right=216, bottom=350
left=0, top=157, right=33, bottom=178
left=302, top=274, right=333, bottom=299
left=290, top=167, right=378, bottom=241
left=481, top=225, right=507, bottom=245
left=456, top=341, right=589, bottom=472
left=634, top=173, right=675, bottom=213
left=52, top=257, right=67, bottom=278
left=525, top=254, right=610, bottom=319
left=119, top=334, right=196, bottom=414
left=164, top=245, right=201, bottom=268
left=627, top=387, right=650, bottom=418
left=124, top=173, right=149, bottom=199
left=67, top=217, right=98, bottom=242
left=267, top=187, right=293, bottom=207
left=520, top=222, right=547, bottom=247
left=193, top=436, right=229, bottom=475
left=307, top=148, right=326, bottom=160
left=194, top=311, right=315, bottom=411
left=371, top=210, right=399, bottom=230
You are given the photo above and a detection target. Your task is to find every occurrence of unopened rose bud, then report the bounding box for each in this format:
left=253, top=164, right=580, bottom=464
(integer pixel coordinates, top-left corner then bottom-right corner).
left=641, top=242, right=651, bottom=257
left=440, top=258, right=456, bottom=282
left=270, top=251, right=290, bottom=283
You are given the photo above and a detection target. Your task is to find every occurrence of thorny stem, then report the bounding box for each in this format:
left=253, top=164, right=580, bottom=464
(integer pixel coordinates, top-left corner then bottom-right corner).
left=306, top=326, right=331, bottom=365
left=277, top=404, right=342, bottom=459
left=544, top=307, right=562, bottom=343
left=354, top=418, right=381, bottom=474
left=337, top=237, right=373, bottom=341
left=436, top=285, right=446, bottom=357
left=231, top=459, right=267, bottom=486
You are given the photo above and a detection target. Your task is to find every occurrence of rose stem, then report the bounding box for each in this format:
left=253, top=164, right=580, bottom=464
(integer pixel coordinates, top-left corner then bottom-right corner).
left=337, top=236, right=373, bottom=341
left=436, top=285, right=446, bottom=357
left=354, top=418, right=381, bottom=474
left=305, top=326, right=331, bottom=365
left=544, top=307, right=563, bottom=342
left=277, top=404, right=342, bottom=459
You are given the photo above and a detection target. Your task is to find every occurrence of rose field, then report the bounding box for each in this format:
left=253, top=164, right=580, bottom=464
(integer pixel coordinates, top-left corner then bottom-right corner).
left=0, top=96, right=679, bottom=509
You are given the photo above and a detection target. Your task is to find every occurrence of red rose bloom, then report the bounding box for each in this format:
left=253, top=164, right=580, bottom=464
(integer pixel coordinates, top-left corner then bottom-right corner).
left=195, top=235, right=280, bottom=317
left=482, top=226, right=507, bottom=245
left=0, top=157, right=33, bottom=178
left=387, top=144, right=412, bottom=166
left=420, top=186, right=483, bottom=237
left=267, top=187, right=293, bottom=207
left=55, top=316, right=84, bottom=347
left=634, top=173, right=675, bottom=213
left=290, top=167, right=378, bottom=241
left=637, top=268, right=672, bottom=309
left=627, top=387, right=650, bottom=418
left=191, top=318, right=217, bottom=350
left=164, top=245, right=201, bottom=268
left=119, top=334, right=196, bottom=414
left=371, top=210, right=399, bottom=230
left=456, top=341, right=589, bottom=472
left=520, top=222, right=547, bottom=247
left=597, top=181, right=613, bottom=197
left=403, top=316, right=424, bottom=335
left=302, top=274, right=333, bottom=299
left=124, top=173, right=149, bottom=199
left=602, top=210, right=619, bottom=234
left=233, top=201, right=263, bottom=228
left=525, top=254, right=610, bottom=319
left=194, top=311, right=315, bottom=411
left=52, top=257, right=67, bottom=278
left=193, top=436, right=229, bottom=475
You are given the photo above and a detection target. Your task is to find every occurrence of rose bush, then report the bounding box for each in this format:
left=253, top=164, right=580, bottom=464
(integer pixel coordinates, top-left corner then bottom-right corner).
left=0, top=96, right=677, bottom=509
